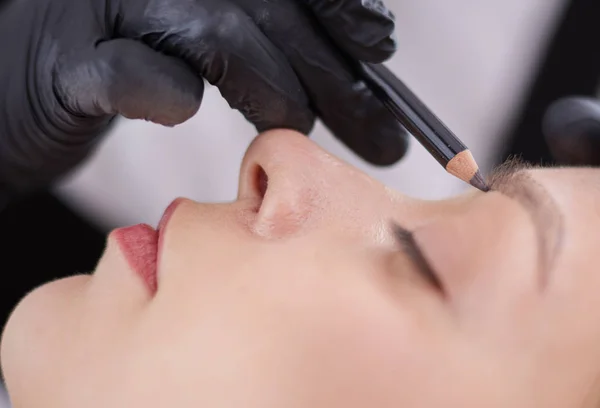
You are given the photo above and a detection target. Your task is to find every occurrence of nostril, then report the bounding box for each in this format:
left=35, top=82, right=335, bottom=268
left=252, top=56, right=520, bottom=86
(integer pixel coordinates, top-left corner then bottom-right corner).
left=238, top=161, right=270, bottom=204
left=244, top=164, right=269, bottom=216
left=241, top=156, right=315, bottom=239
left=254, top=165, right=269, bottom=199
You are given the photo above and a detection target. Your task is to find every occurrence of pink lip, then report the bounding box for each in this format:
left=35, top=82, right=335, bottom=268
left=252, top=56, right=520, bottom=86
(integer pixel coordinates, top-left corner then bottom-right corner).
left=112, top=224, right=159, bottom=293
left=112, top=198, right=184, bottom=293
left=156, top=198, right=184, bottom=270
left=158, top=198, right=184, bottom=234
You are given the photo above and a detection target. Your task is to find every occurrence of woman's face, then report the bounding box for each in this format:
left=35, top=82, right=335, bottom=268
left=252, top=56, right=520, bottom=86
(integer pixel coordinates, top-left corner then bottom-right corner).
left=3, top=130, right=600, bottom=408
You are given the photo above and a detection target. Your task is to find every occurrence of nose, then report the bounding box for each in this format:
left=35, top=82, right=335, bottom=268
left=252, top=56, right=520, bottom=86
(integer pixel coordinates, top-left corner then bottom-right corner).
left=237, top=130, right=352, bottom=238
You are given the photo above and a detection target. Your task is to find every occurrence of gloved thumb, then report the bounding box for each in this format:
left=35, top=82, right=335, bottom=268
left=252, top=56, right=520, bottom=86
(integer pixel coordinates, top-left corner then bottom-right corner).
left=54, top=38, right=204, bottom=127
left=543, top=96, right=600, bottom=166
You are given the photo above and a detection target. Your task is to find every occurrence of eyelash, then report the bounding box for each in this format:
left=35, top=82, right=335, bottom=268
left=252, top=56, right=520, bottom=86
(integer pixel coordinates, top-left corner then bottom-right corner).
left=391, top=223, right=445, bottom=294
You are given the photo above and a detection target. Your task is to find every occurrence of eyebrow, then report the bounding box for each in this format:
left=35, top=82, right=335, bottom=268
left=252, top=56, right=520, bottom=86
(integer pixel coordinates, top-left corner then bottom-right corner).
left=486, top=157, right=565, bottom=287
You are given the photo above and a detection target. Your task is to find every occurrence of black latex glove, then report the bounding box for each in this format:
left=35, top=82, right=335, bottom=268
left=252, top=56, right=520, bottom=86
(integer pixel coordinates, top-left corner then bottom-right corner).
left=543, top=96, right=600, bottom=166
left=0, top=0, right=407, bottom=200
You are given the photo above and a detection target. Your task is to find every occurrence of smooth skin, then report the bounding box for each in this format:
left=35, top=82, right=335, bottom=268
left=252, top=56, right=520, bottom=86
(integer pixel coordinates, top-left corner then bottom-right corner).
left=2, top=130, right=600, bottom=407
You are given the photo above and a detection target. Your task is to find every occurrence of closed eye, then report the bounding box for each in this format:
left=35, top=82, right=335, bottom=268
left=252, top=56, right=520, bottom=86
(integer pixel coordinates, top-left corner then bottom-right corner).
left=391, top=223, right=445, bottom=294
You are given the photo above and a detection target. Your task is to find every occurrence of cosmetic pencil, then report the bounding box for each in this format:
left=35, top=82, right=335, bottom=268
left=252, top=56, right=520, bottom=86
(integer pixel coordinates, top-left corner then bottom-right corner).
left=356, top=62, right=489, bottom=192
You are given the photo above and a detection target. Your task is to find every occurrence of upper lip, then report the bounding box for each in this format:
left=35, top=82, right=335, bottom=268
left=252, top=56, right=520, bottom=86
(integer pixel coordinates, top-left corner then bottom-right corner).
left=156, top=198, right=184, bottom=266
left=158, top=198, right=183, bottom=232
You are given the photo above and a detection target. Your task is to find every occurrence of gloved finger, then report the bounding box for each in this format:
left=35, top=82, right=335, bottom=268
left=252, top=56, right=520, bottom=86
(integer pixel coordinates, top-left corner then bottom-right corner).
left=117, top=0, right=315, bottom=134
left=54, top=38, right=204, bottom=126
left=542, top=96, right=600, bottom=166
left=236, top=0, right=409, bottom=165
left=303, top=0, right=397, bottom=63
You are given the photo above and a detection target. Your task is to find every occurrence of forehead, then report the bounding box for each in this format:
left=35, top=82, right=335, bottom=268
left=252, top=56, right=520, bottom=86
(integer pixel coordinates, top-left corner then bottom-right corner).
left=529, top=167, right=600, bottom=202
left=528, top=167, right=600, bottom=286
left=527, top=167, right=600, bottom=235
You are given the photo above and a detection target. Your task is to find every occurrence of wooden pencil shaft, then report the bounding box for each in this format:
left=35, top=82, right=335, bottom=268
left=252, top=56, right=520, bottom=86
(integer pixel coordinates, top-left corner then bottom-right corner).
left=357, top=62, right=467, bottom=167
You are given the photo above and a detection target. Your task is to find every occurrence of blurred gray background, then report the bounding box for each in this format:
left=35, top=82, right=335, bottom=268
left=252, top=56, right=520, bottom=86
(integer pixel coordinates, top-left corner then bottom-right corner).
left=55, top=0, right=565, bottom=228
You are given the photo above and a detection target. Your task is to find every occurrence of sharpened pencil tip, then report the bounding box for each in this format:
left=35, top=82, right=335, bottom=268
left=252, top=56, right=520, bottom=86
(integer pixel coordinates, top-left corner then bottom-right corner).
left=469, top=171, right=490, bottom=192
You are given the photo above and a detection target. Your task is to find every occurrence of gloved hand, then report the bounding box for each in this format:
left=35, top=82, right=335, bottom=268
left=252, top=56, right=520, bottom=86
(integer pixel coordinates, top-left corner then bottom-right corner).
left=543, top=96, right=600, bottom=166
left=0, top=0, right=407, bottom=201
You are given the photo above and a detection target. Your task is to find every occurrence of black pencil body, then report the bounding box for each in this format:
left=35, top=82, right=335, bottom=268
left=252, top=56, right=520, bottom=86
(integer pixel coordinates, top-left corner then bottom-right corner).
left=357, top=62, right=467, bottom=167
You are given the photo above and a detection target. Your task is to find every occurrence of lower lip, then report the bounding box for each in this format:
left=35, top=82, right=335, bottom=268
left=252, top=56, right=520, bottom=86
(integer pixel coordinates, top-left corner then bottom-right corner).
left=112, top=224, right=158, bottom=293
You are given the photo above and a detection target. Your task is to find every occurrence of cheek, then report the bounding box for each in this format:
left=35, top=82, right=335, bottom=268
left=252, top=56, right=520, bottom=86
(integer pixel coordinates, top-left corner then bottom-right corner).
left=274, top=286, right=477, bottom=407
left=1, top=275, right=89, bottom=403
left=138, top=241, right=448, bottom=404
